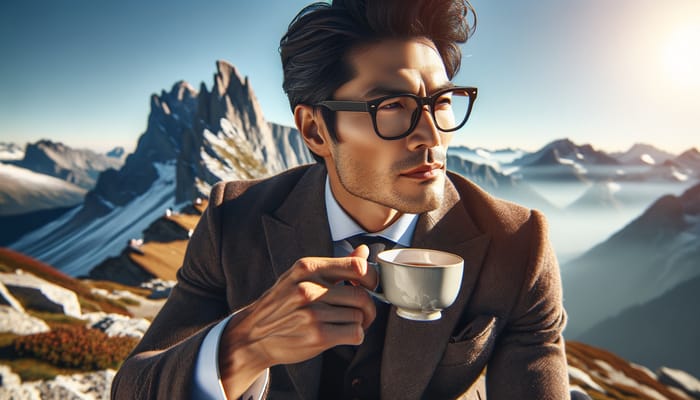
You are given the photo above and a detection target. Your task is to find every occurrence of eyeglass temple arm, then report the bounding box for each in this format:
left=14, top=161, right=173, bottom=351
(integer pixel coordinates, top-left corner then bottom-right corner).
left=317, top=100, right=370, bottom=112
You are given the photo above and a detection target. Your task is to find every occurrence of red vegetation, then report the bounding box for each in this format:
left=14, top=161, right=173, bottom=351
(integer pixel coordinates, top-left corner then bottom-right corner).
left=13, top=326, right=138, bottom=370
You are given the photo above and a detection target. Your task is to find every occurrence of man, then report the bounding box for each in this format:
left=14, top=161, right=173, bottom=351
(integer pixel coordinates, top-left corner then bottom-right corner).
left=112, top=0, right=572, bottom=399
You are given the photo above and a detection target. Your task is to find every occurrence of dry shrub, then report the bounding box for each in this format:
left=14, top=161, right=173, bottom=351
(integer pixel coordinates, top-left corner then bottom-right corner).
left=13, top=326, right=138, bottom=370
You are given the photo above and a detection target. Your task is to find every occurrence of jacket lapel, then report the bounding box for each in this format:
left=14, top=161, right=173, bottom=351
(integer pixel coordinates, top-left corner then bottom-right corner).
left=261, top=165, right=332, bottom=400
left=381, top=177, right=491, bottom=399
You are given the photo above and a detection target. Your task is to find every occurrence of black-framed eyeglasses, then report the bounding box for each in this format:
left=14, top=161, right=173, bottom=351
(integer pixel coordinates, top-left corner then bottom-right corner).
left=315, top=86, right=477, bottom=140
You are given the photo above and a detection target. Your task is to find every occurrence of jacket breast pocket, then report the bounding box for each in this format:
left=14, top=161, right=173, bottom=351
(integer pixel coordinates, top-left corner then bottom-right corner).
left=441, top=314, right=499, bottom=367
left=425, top=314, right=499, bottom=399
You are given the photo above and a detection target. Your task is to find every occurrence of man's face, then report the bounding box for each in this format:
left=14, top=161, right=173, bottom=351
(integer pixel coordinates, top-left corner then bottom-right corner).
left=325, top=38, right=454, bottom=218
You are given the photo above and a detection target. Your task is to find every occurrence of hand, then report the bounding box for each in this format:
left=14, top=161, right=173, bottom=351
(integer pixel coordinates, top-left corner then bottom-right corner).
left=218, top=245, right=377, bottom=398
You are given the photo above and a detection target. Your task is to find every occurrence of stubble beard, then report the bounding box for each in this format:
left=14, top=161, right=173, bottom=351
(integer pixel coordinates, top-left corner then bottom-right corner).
left=332, top=149, right=446, bottom=214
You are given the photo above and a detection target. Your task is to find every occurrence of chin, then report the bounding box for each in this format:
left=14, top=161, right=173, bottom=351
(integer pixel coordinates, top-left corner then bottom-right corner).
left=392, top=185, right=444, bottom=214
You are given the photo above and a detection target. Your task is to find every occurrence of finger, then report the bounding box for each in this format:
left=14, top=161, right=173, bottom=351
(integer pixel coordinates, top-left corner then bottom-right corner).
left=348, top=244, right=370, bottom=259
left=289, top=256, right=377, bottom=290
left=318, top=284, right=376, bottom=329
left=307, top=303, right=366, bottom=325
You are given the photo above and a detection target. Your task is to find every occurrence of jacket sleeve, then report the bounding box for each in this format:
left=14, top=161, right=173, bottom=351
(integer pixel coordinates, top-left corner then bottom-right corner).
left=111, top=183, right=233, bottom=400
left=485, top=210, right=570, bottom=399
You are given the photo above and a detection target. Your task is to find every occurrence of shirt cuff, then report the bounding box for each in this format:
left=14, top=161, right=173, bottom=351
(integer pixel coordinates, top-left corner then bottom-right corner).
left=191, top=314, right=269, bottom=400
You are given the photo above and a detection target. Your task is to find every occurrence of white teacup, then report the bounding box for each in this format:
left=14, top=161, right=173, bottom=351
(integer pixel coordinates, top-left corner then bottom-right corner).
left=368, top=248, right=464, bottom=321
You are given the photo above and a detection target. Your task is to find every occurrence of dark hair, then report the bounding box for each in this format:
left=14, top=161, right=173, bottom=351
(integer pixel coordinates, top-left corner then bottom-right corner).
left=279, top=0, right=476, bottom=161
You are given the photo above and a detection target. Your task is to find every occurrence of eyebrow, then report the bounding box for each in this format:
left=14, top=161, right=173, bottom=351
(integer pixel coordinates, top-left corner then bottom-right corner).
left=362, top=82, right=456, bottom=99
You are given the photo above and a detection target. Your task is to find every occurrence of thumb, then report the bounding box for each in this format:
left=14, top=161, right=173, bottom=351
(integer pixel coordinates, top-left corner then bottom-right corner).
left=349, top=244, right=370, bottom=260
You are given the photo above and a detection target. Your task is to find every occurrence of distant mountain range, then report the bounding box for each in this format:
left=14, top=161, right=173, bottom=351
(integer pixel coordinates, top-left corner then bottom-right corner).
left=8, top=60, right=313, bottom=277
left=450, top=139, right=699, bottom=183
left=563, top=180, right=700, bottom=334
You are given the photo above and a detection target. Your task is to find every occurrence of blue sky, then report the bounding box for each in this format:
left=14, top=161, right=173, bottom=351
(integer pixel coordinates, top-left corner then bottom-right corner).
left=2, top=0, right=699, bottom=154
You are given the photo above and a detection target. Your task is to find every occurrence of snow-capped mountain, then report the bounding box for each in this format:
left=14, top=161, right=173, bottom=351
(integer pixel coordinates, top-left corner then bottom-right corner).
left=668, top=148, right=700, bottom=178
left=510, top=138, right=619, bottom=168
left=611, top=143, right=676, bottom=166
left=0, top=163, right=85, bottom=216
left=447, top=145, right=526, bottom=171
left=563, top=181, right=700, bottom=338
left=10, top=140, right=124, bottom=190
left=9, top=60, right=313, bottom=277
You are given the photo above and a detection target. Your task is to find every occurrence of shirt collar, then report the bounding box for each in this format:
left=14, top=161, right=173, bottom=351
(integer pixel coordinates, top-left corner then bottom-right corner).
left=325, top=176, right=418, bottom=247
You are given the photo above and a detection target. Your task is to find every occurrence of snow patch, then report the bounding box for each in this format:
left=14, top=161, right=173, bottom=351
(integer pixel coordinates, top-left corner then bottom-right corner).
left=0, top=163, right=85, bottom=191
left=568, top=365, right=606, bottom=393
left=475, top=148, right=492, bottom=159
left=641, top=154, right=656, bottom=165
left=606, top=182, right=621, bottom=193
left=671, top=167, right=689, bottom=181
left=10, top=162, right=181, bottom=277
left=593, top=360, right=667, bottom=400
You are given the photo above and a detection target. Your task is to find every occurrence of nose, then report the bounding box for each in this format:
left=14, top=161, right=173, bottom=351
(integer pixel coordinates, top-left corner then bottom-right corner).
left=406, top=105, right=442, bottom=150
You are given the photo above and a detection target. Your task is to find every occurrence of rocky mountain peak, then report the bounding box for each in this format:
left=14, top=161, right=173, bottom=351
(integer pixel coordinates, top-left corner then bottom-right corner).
left=205, top=60, right=267, bottom=140
left=9, top=61, right=313, bottom=276
left=615, top=143, right=674, bottom=165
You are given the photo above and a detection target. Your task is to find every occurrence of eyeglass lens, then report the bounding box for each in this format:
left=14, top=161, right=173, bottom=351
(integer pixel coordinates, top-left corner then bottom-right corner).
left=375, top=88, right=472, bottom=138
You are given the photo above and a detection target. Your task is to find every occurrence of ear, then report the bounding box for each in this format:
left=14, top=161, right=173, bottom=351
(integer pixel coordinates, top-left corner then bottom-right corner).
left=294, top=104, right=331, bottom=158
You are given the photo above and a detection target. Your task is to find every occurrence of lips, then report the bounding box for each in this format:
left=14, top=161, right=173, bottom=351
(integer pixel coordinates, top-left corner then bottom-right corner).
left=400, top=163, right=444, bottom=180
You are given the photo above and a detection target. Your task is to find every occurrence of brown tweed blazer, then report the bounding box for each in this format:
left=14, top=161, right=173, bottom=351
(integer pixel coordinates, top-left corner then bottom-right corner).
left=112, top=163, right=569, bottom=399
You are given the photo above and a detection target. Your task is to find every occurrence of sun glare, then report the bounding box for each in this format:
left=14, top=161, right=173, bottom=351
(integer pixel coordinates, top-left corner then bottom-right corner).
left=663, top=23, right=700, bottom=86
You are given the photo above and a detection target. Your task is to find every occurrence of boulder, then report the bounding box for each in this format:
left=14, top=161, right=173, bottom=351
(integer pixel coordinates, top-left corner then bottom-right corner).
left=33, top=370, right=115, bottom=400
left=0, top=305, right=50, bottom=335
left=82, top=312, right=150, bottom=339
left=0, top=271, right=81, bottom=318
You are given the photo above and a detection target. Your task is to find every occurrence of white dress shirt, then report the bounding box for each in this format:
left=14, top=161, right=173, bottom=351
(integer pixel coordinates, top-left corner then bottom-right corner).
left=191, top=177, right=418, bottom=399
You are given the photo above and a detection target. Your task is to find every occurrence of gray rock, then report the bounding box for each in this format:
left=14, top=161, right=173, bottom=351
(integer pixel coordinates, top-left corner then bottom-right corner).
left=33, top=369, right=115, bottom=400
left=0, top=366, right=115, bottom=400
left=0, top=305, right=50, bottom=335
left=82, top=312, right=150, bottom=339
left=0, top=270, right=81, bottom=318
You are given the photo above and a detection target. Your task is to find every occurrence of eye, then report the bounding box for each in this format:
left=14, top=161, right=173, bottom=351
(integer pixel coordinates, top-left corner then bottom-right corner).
left=378, top=99, right=404, bottom=111
left=434, top=95, right=453, bottom=109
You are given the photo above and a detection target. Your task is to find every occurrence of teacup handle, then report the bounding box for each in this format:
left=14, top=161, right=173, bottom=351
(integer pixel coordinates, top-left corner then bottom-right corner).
left=365, top=262, right=390, bottom=304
